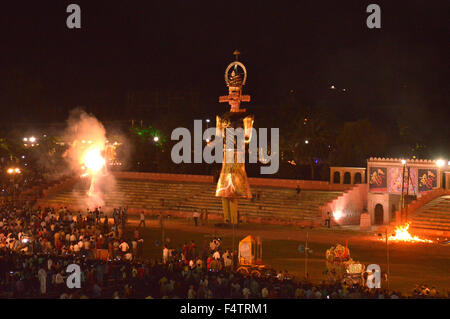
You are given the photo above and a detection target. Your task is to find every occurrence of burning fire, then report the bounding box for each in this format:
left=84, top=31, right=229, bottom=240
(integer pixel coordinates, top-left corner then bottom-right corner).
left=79, top=146, right=106, bottom=208
left=388, top=223, right=433, bottom=243
left=81, top=147, right=105, bottom=176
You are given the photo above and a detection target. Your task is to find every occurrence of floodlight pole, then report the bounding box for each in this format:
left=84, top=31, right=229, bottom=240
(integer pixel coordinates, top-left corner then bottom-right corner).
left=401, top=163, right=406, bottom=223
left=232, top=222, right=236, bottom=257
left=160, top=211, right=165, bottom=244
left=405, top=166, right=411, bottom=222
left=305, top=231, right=309, bottom=280
left=386, top=228, right=390, bottom=291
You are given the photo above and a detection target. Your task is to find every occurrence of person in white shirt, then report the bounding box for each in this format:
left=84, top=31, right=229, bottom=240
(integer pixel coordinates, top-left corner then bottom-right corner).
left=224, top=254, right=232, bottom=269
left=242, top=287, right=251, bottom=299
left=193, top=210, right=200, bottom=226
left=162, top=245, right=169, bottom=264
left=38, top=268, right=47, bottom=294
left=138, top=212, right=146, bottom=228
left=119, top=241, right=129, bottom=253
left=83, top=239, right=90, bottom=251
left=213, top=250, right=221, bottom=260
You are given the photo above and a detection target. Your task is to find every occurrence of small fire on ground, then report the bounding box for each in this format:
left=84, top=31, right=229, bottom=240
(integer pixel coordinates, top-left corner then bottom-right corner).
left=388, top=223, right=433, bottom=243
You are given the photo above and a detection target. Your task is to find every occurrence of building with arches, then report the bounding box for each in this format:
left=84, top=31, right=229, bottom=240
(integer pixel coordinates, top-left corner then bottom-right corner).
left=330, top=167, right=366, bottom=185
left=329, top=158, right=448, bottom=226
left=366, top=158, right=446, bottom=225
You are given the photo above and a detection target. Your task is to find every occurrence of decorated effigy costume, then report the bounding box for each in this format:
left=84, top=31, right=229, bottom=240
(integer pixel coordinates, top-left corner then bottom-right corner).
left=215, top=51, right=254, bottom=225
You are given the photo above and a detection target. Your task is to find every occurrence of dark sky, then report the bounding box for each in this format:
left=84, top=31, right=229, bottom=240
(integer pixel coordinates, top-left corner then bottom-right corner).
left=0, top=0, right=448, bottom=155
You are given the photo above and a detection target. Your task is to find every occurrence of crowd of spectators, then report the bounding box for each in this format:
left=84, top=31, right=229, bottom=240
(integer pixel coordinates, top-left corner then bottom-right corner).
left=0, top=203, right=448, bottom=299
left=0, top=163, right=46, bottom=203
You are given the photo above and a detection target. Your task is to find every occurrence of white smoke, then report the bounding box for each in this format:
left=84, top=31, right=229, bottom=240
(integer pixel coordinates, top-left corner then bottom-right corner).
left=62, top=108, right=115, bottom=210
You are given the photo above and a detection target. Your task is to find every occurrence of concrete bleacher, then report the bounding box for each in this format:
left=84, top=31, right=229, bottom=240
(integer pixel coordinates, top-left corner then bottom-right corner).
left=39, top=177, right=344, bottom=226
left=410, top=195, right=450, bottom=235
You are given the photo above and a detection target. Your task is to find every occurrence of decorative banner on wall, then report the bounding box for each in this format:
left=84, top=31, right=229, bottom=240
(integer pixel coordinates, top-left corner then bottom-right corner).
left=388, top=167, right=418, bottom=194
left=369, top=167, right=387, bottom=192
left=418, top=169, right=437, bottom=192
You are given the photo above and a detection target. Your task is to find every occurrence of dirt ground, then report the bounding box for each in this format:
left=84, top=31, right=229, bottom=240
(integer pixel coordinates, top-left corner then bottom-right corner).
left=125, top=217, right=450, bottom=295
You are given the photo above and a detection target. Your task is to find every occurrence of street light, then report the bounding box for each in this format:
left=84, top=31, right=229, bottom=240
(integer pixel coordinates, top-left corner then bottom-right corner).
left=153, top=136, right=159, bottom=142
left=436, top=159, right=445, bottom=168
left=7, top=168, right=21, bottom=175
left=23, top=136, right=38, bottom=147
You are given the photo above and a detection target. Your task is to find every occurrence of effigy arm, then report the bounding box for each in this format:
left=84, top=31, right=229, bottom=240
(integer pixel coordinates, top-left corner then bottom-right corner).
left=243, top=115, right=254, bottom=143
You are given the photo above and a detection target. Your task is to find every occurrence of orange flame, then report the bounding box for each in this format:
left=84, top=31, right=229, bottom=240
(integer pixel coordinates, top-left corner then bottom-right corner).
left=80, top=147, right=105, bottom=177
left=389, top=223, right=433, bottom=243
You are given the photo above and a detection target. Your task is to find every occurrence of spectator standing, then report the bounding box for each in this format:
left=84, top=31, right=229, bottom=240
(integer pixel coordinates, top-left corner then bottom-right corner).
left=325, top=212, right=331, bottom=228
left=193, top=210, right=200, bottom=227
left=138, top=211, right=146, bottom=228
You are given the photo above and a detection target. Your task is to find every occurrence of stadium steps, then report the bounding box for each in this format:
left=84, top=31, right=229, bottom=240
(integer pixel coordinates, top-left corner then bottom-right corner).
left=40, top=178, right=344, bottom=225
left=410, top=195, right=450, bottom=233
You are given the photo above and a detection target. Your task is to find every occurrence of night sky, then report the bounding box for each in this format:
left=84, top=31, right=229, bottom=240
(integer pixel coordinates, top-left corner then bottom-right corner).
left=0, top=1, right=448, bottom=156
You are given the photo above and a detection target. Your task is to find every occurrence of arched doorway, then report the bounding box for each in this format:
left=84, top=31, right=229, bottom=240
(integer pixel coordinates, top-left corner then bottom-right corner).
left=374, top=204, right=384, bottom=225
left=333, top=171, right=340, bottom=184
left=343, top=172, right=351, bottom=184
left=354, top=172, right=362, bottom=184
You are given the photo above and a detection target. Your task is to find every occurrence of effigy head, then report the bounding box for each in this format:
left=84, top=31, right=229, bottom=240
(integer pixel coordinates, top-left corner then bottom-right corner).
left=225, top=61, right=247, bottom=89
left=219, top=51, right=251, bottom=112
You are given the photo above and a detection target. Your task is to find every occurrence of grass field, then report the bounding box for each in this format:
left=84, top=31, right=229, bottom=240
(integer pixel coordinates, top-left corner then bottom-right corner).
left=124, top=216, right=450, bottom=295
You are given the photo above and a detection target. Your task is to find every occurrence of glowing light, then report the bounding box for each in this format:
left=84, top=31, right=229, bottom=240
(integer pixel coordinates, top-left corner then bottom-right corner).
left=305, top=140, right=309, bottom=144
left=436, top=159, right=445, bottom=168
left=29, top=136, right=36, bottom=143
left=206, top=119, right=211, bottom=123
left=153, top=136, right=159, bottom=142
left=401, top=159, right=406, bottom=165
left=7, top=168, right=20, bottom=174
left=23, top=137, right=28, bottom=142
left=330, top=85, right=336, bottom=89
left=333, top=210, right=343, bottom=221
left=388, top=223, right=433, bottom=243
left=82, top=148, right=105, bottom=173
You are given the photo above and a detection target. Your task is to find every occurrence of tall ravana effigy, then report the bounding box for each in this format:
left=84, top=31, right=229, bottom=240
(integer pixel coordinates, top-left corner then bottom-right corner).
left=215, top=50, right=254, bottom=225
